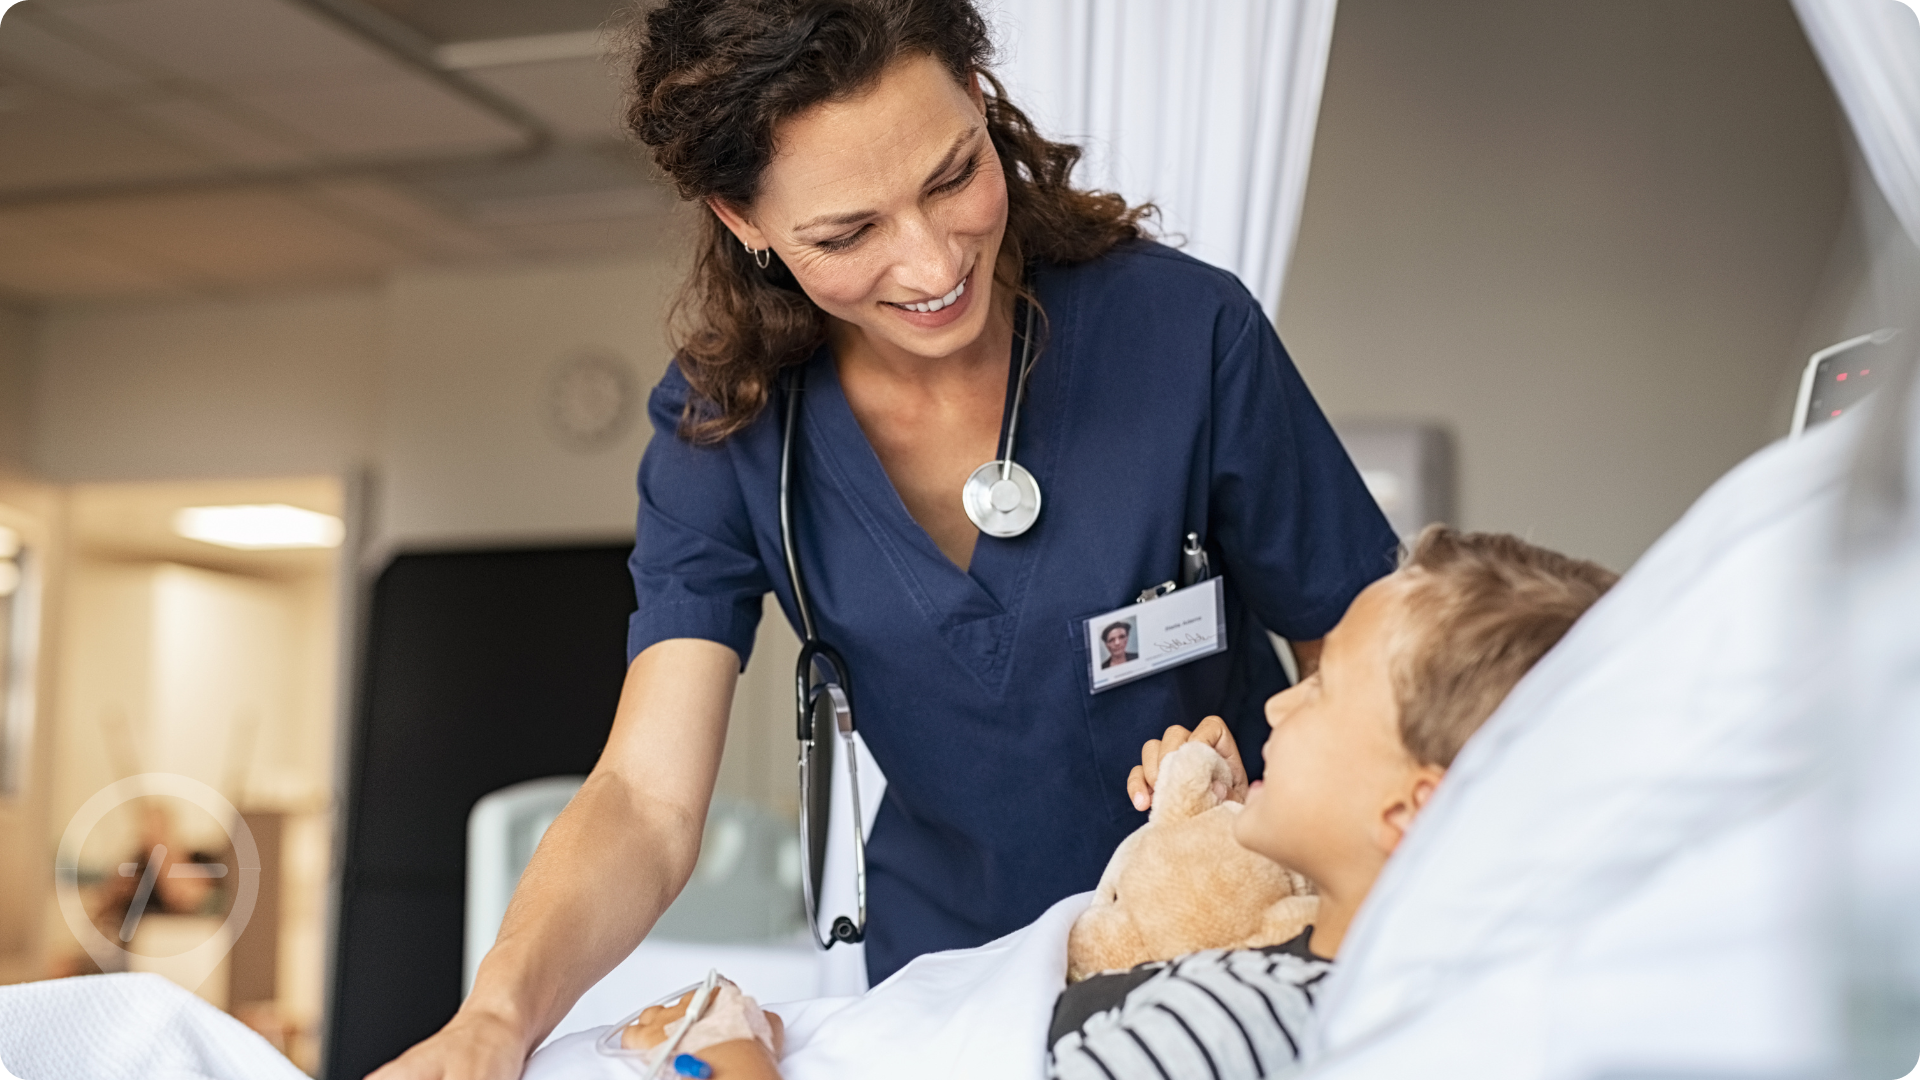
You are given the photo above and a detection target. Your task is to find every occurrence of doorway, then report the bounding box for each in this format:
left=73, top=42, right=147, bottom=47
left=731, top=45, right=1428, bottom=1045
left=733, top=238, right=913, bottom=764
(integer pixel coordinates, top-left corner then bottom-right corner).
left=41, top=475, right=349, bottom=1074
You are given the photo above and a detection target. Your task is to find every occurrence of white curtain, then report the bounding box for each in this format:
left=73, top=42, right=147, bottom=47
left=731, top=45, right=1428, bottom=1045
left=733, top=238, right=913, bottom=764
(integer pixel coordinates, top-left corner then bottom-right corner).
left=984, top=0, right=1341, bottom=318
left=1791, top=0, right=1920, bottom=247
left=1766, top=8, right=1920, bottom=1074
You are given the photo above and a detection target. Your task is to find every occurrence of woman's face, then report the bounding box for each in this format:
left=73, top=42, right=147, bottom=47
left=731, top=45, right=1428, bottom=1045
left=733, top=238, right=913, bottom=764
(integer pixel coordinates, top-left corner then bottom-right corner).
left=1104, top=626, right=1130, bottom=658
left=710, top=53, right=1011, bottom=363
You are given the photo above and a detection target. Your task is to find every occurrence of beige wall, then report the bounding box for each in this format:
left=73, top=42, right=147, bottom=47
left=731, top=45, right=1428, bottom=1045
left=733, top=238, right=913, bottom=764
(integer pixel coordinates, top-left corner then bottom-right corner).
left=25, top=252, right=684, bottom=552
left=47, top=559, right=335, bottom=851
left=378, top=255, right=680, bottom=550
left=0, top=306, right=32, bottom=475
left=1281, top=0, right=1852, bottom=571
left=0, top=481, right=60, bottom=981
left=31, top=290, right=382, bottom=483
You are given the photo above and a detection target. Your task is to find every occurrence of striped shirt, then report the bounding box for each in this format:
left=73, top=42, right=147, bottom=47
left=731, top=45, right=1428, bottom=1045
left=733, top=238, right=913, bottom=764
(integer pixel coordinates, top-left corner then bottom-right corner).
left=1047, top=932, right=1331, bottom=1080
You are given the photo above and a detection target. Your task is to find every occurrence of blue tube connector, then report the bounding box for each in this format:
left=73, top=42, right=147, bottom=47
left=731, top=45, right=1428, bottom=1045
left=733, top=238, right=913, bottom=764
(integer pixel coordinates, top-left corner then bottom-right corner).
left=672, top=1053, right=713, bottom=1079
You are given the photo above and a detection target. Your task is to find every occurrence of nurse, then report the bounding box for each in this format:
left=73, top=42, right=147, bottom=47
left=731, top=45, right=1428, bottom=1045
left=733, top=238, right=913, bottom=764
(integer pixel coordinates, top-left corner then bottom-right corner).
left=373, top=0, right=1395, bottom=1076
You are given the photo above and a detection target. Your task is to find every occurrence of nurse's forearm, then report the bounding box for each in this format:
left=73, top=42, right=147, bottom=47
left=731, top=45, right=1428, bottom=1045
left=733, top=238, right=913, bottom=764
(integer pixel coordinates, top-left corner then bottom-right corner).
left=1290, top=638, right=1323, bottom=679
left=463, top=639, right=741, bottom=1053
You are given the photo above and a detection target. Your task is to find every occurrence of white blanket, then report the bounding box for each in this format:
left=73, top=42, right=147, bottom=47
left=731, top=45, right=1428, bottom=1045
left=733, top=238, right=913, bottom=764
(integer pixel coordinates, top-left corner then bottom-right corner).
left=525, top=891, right=1092, bottom=1080
left=0, top=894, right=1086, bottom=1080
left=0, top=973, right=308, bottom=1080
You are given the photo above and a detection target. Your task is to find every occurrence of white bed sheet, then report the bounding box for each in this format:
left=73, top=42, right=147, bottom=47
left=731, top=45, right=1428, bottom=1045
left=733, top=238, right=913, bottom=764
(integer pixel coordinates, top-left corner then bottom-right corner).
left=524, top=890, right=1091, bottom=1080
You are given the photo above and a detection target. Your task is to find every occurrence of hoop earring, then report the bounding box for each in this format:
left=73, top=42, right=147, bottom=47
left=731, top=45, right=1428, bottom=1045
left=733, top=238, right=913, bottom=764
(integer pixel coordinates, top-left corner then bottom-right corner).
left=744, top=240, right=771, bottom=270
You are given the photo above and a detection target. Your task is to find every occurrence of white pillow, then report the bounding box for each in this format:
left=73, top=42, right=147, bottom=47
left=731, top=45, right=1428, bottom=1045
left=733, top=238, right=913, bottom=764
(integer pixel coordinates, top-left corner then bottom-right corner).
left=1310, top=413, right=1864, bottom=1078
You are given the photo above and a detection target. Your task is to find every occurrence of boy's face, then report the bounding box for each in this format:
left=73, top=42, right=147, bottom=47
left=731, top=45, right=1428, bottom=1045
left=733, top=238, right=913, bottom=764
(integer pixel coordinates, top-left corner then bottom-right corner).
left=1235, top=575, right=1443, bottom=894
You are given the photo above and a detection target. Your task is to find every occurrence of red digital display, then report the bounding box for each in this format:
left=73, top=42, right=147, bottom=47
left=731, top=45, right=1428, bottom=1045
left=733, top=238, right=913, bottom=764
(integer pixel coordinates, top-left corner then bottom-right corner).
left=1806, top=336, right=1898, bottom=433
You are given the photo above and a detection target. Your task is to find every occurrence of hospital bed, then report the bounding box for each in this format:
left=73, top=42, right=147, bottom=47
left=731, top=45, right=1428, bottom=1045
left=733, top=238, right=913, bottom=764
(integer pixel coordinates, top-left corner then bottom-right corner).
left=462, top=776, right=866, bottom=1047
left=6, top=377, right=1917, bottom=1080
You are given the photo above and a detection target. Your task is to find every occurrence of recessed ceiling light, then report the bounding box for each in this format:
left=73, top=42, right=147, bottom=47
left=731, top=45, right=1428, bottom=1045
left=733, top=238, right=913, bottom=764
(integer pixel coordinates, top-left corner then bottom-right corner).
left=172, top=505, right=344, bottom=551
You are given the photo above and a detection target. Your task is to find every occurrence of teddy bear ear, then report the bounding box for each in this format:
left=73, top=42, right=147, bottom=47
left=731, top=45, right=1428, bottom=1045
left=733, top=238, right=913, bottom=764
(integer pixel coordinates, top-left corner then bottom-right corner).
left=1148, top=742, right=1232, bottom=823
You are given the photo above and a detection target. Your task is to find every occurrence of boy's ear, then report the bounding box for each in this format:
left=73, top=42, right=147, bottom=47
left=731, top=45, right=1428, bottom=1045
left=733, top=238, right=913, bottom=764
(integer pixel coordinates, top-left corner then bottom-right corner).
left=1375, top=764, right=1447, bottom=856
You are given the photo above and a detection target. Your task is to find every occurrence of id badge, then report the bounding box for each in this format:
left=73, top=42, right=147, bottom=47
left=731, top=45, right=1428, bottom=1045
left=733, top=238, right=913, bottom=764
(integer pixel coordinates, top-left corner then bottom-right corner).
left=1081, top=577, right=1228, bottom=694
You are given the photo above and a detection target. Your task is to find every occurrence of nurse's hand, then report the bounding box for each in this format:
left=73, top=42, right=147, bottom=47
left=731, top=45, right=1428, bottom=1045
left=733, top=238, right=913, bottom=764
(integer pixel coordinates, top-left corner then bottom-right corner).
left=363, top=1004, right=527, bottom=1080
left=1127, top=717, right=1249, bottom=811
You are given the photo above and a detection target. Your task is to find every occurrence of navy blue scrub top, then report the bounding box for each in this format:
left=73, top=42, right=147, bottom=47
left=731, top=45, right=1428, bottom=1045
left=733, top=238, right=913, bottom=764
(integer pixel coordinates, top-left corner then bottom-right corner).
left=627, top=241, right=1398, bottom=982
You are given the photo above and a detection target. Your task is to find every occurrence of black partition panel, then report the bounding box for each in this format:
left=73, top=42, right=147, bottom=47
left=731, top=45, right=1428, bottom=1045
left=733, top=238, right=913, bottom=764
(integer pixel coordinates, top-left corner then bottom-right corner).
left=325, top=545, right=634, bottom=1080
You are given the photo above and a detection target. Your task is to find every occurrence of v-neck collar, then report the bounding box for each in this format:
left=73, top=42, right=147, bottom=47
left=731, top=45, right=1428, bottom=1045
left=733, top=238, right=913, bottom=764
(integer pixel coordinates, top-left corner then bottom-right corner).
left=796, top=289, right=1067, bottom=691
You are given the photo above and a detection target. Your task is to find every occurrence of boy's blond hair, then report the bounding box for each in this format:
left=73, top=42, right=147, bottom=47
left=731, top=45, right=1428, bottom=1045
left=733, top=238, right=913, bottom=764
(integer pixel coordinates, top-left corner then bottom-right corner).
left=1390, top=526, right=1619, bottom=768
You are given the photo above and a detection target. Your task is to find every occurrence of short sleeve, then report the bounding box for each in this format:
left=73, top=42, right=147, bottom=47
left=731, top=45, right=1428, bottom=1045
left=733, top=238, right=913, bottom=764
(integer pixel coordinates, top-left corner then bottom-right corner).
left=1209, top=305, right=1399, bottom=641
left=626, top=363, right=772, bottom=667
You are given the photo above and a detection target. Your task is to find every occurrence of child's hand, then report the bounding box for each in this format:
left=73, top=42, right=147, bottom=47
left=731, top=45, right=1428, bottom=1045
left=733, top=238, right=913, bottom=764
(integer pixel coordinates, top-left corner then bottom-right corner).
left=621, top=991, right=692, bottom=1050
left=619, top=978, right=785, bottom=1058
left=1127, top=716, right=1248, bottom=810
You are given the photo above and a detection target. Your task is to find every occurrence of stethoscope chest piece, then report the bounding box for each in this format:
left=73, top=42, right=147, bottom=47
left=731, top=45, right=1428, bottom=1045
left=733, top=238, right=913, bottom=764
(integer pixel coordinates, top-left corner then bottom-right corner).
left=963, top=459, right=1042, bottom=537
left=959, top=301, right=1044, bottom=539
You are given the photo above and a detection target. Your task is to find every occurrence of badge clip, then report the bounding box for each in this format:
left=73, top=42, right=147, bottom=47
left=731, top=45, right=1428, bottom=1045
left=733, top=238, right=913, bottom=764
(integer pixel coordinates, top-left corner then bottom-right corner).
left=1136, top=580, right=1177, bottom=604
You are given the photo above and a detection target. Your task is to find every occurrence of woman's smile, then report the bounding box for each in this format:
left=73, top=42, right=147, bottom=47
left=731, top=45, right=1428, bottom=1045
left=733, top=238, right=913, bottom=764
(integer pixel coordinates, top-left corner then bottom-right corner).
left=883, top=266, right=975, bottom=329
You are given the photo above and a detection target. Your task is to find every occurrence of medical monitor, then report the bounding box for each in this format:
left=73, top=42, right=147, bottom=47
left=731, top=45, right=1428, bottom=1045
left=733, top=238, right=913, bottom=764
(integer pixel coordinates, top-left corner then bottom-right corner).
left=1793, top=329, right=1903, bottom=437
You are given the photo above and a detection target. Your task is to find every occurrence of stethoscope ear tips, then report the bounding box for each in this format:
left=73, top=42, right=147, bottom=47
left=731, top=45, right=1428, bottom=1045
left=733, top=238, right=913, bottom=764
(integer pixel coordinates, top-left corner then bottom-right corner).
left=830, top=915, right=864, bottom=944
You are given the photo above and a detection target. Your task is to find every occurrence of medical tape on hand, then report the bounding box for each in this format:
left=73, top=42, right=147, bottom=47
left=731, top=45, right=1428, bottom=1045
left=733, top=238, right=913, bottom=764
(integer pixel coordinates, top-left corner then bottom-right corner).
left=642, top=977, right=777, bottom=1069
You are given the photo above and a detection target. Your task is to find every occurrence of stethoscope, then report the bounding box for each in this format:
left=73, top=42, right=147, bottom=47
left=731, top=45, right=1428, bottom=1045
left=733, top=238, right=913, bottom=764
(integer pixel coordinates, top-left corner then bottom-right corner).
left=780, top=302, right=1041, bottom=949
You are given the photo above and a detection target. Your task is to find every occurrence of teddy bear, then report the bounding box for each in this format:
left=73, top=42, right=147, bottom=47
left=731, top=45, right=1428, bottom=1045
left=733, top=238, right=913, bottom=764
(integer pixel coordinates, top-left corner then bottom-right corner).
left=1066, top=740, right=1318, bottom=981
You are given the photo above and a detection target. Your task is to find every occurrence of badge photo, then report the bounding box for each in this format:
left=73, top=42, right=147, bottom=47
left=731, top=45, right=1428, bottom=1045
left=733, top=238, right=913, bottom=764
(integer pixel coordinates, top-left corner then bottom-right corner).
left=1083, top=578, right=1228, bottom=693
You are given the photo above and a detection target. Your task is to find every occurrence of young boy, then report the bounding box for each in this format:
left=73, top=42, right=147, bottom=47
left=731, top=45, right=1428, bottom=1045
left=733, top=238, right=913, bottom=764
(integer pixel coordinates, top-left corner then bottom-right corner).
left=619, top=527, right=1613, bottom=1080
left=1046, top=526, right=1617, bottom=1080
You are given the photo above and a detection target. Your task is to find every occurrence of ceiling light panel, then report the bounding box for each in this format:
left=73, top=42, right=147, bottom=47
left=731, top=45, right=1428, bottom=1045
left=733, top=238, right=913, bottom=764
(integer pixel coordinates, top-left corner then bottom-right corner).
left=173, top=504, right=344, bottom=550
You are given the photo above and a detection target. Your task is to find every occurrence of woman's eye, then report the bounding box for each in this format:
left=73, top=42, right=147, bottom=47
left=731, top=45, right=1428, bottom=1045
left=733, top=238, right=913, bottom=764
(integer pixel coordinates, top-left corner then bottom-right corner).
left=816, top=226, right=868, bottom=253
left=933, top=156, right=979, bottom=195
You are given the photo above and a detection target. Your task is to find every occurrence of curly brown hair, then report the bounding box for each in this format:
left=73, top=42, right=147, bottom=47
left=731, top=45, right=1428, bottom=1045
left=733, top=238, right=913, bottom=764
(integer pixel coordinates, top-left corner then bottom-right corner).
left=616, top=0, right=1154, bottom=443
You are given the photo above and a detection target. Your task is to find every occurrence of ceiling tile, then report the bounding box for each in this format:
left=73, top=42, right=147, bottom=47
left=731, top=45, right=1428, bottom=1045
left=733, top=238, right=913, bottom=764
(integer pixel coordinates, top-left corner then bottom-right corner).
left=128, top=95, right=319, bottom=167
left=236, top=71, right=524, bottom=156
left=296, top=177, right=505, bottom=259
left=0, top=210, right=192, bottom=300
left=464, top=55, right=623, bottom=142
left=45, top=0, right=396, bottom=89
left=486, top=213, right=670, bottom=258
left=359, top=0, right=620, bottom=45
left=0, top=85, right=211, bottom=194
left=0, top=10, right=152, bottom=97
left=461, top=186, right=662, bottom=227
left=30, top=187, right=413, bottom=286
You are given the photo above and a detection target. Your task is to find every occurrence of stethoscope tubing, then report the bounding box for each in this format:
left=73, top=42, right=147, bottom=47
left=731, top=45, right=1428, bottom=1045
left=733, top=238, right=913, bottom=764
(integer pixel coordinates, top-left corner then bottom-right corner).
left=782, top=366, right=868, bottom=949
left=777, top=297, right=1041, bottom=950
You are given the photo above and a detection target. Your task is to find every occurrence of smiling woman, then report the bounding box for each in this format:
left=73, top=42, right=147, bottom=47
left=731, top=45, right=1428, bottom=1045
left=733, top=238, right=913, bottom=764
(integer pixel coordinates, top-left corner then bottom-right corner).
left=370, top=4, right=1396, bottom=1078
left=622, top=0, right=1149, bottom=448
